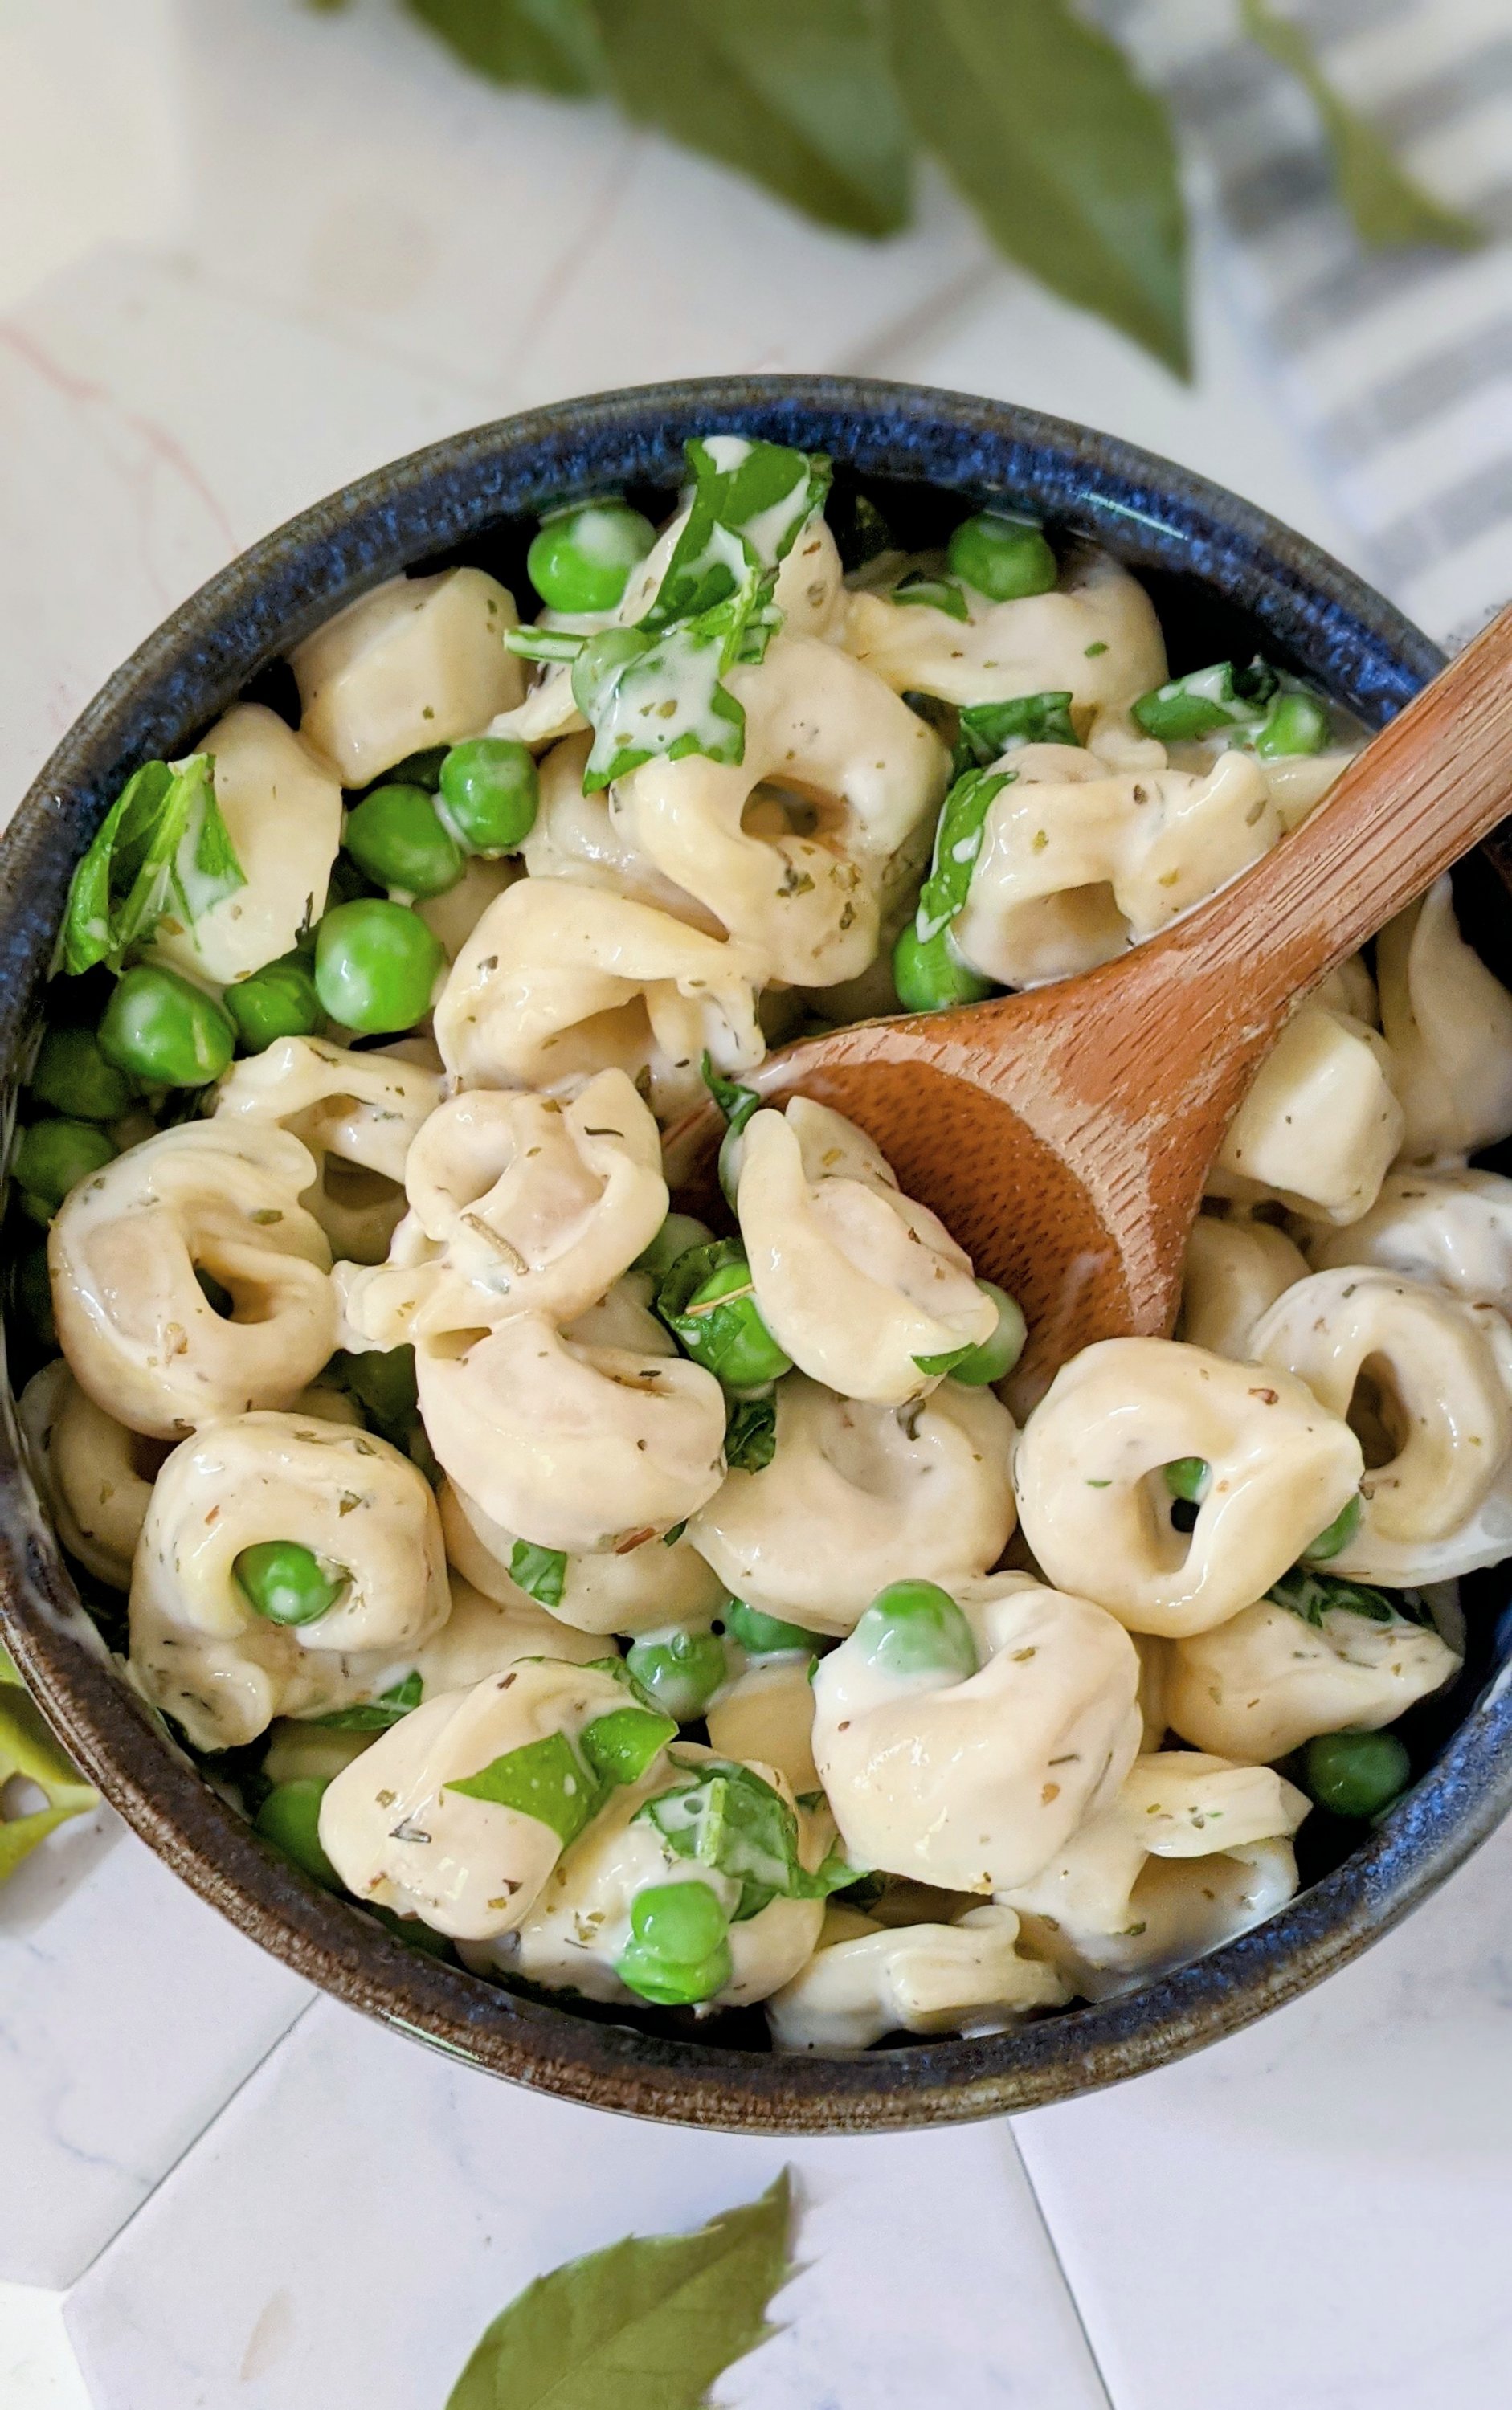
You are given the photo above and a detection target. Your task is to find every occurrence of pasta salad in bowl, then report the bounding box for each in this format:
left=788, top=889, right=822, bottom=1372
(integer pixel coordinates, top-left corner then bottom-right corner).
left=2, top=380, right=1507, bottom=2129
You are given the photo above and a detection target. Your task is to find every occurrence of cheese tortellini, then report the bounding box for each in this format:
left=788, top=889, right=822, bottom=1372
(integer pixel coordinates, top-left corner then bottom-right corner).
left=31, top=428, right=1512, bottom=2048
left=734, top=1098, right=995, bottom=1403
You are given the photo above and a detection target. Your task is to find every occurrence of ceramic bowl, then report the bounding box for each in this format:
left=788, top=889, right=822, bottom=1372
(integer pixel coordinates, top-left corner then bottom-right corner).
left=3, top=376, right=1508, bottom=2134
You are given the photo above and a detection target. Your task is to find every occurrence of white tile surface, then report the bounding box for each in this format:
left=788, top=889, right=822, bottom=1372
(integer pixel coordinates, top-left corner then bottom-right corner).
left=0, top=2285, right=92, bottom=2410
left=1015, top=1812, right=1512, bottom=2410
left=67, top=1996, right=1109, bottom=2410
left=0, top=1813, right=309, bottom=2288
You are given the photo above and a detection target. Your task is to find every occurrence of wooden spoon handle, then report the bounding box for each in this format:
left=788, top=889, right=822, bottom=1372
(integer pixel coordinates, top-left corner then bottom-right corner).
left=1065, top=600, right=1512, bottom=1106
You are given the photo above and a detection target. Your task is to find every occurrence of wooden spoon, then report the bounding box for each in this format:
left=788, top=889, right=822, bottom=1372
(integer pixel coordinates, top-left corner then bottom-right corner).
left=667, top=605, right=1512, bottom=1407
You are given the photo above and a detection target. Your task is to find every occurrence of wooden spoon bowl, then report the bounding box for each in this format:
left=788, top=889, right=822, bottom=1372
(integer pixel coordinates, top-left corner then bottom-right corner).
left=670, top=605, right=1512, bottom=1406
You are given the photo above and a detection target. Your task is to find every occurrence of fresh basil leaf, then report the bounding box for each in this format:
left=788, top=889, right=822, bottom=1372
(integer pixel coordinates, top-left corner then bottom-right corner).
left=579, top=594, right=750, bottom=792
left=641, top=1753, right=808, bottom=1919
left=505, top=625, right=587, bottom=664
left=595, top=0, right=910, bottom=240
left=307, top=1672, right=423, bottom=1731
left=640, top=435, right=831, bottom=635
left=1133, top=659, right=1277, bottom=744
left=407, top=0, right=607, bottom=96
left=63, top=753, right=246, bottom=975
left=701, top=1049, right=760, bottom=1137
left=889, top=0, right=1189, bottom=375
left=725, top=1393, right=777, bottom=1475
left=1241, top=0, right=1482, bottom=251
left=446, top=1730, right=599, bottom=1844
left=914, top=766, right=1012, bottom=944
left=510, top=1539, right=569, bottom=1609
left=443, top=2171, right=793, bottom=2410
left=912, top=1342, right=975, bottom=1377
left=893, top=572, right=969, bottom=621
left=662, top=1521, right=688, bottom=1547
left=954, top=691, right=1077, bottom=774
left=656, top=1240, right=783, bottom=1391
left=581, top=1705, right=678, bottom=1787
left=1266, top=1566, right=1420, bottom=1629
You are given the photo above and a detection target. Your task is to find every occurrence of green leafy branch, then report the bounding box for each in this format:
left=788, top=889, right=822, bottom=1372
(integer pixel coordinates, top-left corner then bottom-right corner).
left=314, top=0, right=1481, bottom=376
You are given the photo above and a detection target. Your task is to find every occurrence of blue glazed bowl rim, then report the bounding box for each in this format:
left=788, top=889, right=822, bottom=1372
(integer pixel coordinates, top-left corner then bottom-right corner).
left=2, top=373, right=1504, bottom=2133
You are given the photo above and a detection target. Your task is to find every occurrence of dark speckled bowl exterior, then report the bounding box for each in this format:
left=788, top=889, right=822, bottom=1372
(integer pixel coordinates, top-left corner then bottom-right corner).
left=2, top=376, right=1506, bottom=2134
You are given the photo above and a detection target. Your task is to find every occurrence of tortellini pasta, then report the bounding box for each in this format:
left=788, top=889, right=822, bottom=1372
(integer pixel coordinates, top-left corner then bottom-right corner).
left=317, top=1658, right=635, bottom=1941
left=415, top=1310, right=726, bottom=1556
left=215, top=1035, right=443, bottom=1264
left=689, top=1372, right=1017, bottom=1635
left=610, top=635, right=947, bottom=986
left=129, top=1409, right=449, bottom=1750
left=811, top=1573, right=1142, bottom=1893
left=338, top=1070, right=665, bottom=1346
left=768, top=1901, right=1066, bottom=2052
left=1252, top=1268, right=1512, bottom=1583
left=1308, top=1167, right=1512, bottom=1315
left=480, top=1743, right=827, bottom=2009
left=18, top=1360, right=166, bottom=1591
left=1205, top=1001, right=1403, bottom=1226
left=292, top=567, right=524, bottom=786
left=439, top=1479, right=727, bottom=1637
left=1378, top=875, right=1512, bottom=1164
left=952, top=747, right=1281, bottom=990
left=1166, top=1591, right=1459, bottom=1761
left=844, top=545, right=1167, bottom=732
left=705, top=1657, right=819, bottom=1797
left=1178, top=1213, right=1309, bottom=1361
left=1014, top=1338, right=1363, bottom=1637
left=999, top=1753, right=1310, bottom=1999
left=49, top=1121, right=337, bottom=1440
left=147, top=705, right=342, bottom=991
left=734, top=1098, right=995, bottom=1403
left=434, top=877, right=766, bottom=1121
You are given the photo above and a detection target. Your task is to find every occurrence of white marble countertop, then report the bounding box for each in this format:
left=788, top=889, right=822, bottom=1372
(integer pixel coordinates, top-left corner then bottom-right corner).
left=3, top=6, right=1508, bottom=2407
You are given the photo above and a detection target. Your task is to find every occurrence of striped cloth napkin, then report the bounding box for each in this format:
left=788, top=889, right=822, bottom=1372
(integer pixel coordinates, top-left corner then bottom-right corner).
left=1129, top=0, right=1512, bottom=651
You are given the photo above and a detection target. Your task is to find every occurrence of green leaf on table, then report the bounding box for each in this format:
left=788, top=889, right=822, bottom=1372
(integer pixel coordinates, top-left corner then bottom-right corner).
left=887, top=0, right=1189, bottom=375
left=1241, top=0, right=1482, bottom=251
left=595, top=0, right=911, bottom=239
left=63, top=753, right=246, bottom=976
left=0, top=1681, right=96, bottom=1885
left=443, top=2170, right=793, bottom=2410
left=406, top=0, right=607, bottom=96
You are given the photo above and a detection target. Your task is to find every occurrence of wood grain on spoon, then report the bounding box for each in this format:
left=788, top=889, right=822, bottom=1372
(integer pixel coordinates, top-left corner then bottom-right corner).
left=668, top=604, right=1512, bottom=1405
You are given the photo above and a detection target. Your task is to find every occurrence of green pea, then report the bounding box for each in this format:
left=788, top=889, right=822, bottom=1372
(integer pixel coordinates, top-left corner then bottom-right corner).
left=1302, top=1729, right=1411, bottom=1819
left=529, top=500, right=656, bottom=615
left=616, top=1877, right=733, bottom=2005
left=234, top=1540, right=348, bottom=1628
left=313, top=899, right=444, bottom=1035
left=625, top=1626, right=727, bottom=1722
left=893, top=924, right=994, bottom=1015
left=633, top=1211, right=716, bottom=1285
left=725, top=1598, right=823, bottom=1656
left=100, top=964, right=235, bottom=1089
left=27, top=1027, right=132, bottom=1122
left=12, top=1119, right=116, bottom=1222
left=854, top=1579, right=978, bottom=1682
left=946, top=511, right=1058, bottom=602
left=667, top=1249, right=792, bottom=1390
left=571, top=625, right=651, bottom=717
left=223, top=954, right=321, bottom=1053
left=1306, top=1493, right=1362, bottom=1562
left=631, top=1877, right=728, bottom=1959
left=946, top=1281, right=1027, bottom=1385
left=255, top=1779, right=341, bottom=1890
left=1163, top=1457, right=1211, bottom=1504
left=1253, top=692, right=1330, bottom=759
left=436, top=738, right=539, bottom=856
left=343, top=784, right=464, bottom=898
